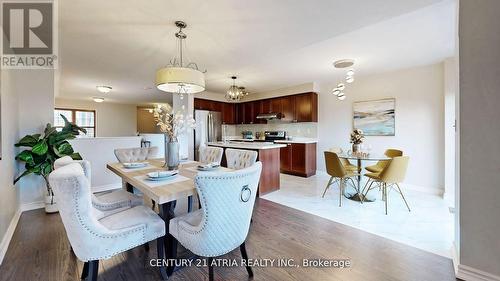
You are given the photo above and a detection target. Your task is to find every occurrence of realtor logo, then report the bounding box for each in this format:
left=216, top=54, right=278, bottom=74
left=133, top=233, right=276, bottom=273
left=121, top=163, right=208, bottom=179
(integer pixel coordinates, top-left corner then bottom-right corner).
left=1, top=1, right=57, bottom=68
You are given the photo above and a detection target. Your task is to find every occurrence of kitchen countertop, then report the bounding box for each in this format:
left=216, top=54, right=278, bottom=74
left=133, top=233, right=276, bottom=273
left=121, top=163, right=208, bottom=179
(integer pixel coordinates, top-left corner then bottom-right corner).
left=207, top=141, right=286, bottom=150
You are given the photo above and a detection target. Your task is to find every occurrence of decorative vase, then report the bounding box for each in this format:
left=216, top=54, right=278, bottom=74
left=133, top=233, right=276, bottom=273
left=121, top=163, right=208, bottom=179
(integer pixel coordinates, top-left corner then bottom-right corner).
left=165, top=136, right=180, bottom=170
left=44, top=193, right=58, bottom=213
left=352, top=143, right=361, bottom=153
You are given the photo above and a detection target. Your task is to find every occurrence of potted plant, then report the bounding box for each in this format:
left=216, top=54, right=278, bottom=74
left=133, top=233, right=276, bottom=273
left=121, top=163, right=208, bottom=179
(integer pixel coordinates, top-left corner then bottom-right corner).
left=153, top=103, right=196, bottom=170
left=14, top=115, right=86, bottom=213
left=350, top=129, right=365, bottom=153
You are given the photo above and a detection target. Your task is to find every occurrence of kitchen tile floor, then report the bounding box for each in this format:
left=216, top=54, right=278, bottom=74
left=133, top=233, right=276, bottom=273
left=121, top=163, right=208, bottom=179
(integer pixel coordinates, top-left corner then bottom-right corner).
left=262, top=173, right=454, bottom=258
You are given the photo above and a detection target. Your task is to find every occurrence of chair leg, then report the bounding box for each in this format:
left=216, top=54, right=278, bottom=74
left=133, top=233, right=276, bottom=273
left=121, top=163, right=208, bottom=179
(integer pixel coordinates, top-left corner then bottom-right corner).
left=208, top=257, right=214, bottom=281
left=156, top=237, right=168, bottom=280
left=361, top=180, right=375, bottom=203
left=88, top=260, right=99, bottom=281
left=81, top=261, right=89, bottom=280
left=384, top=183, right=388, bottom=215
left=322, top=177, right=334, bottom=198
left=240, top=242, right=254, bottom=278
left=395, top=183, right=411, bottom=212
left=339, top=179, right=344, bottom=207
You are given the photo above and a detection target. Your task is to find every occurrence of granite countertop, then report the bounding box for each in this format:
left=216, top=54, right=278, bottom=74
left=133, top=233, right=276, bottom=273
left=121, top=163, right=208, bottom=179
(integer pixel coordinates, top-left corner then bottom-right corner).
left=207, top=141, right=286, bottom=150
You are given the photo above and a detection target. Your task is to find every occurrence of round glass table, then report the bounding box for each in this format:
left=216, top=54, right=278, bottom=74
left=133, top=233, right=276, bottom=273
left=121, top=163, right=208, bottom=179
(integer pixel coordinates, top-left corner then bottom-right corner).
left=338, top=153, right=390, bottom=202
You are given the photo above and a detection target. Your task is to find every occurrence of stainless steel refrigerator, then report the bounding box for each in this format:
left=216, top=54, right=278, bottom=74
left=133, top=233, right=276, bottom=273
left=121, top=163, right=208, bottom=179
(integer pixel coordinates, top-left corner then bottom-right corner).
left=194, top=110, right=222, bottom=161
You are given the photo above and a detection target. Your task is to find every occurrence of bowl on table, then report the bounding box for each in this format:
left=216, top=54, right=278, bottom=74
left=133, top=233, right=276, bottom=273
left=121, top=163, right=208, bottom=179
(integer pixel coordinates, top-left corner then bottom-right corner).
left=122, top=162, right=148, bottom=169
left=197, top=162, right=220, bottom=171
left=146, top=170, right=178, bottom=181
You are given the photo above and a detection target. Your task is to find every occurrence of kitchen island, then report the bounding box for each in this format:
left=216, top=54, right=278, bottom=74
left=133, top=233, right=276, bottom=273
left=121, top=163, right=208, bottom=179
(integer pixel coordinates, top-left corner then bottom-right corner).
left=207, top=141, right=286, bottom=196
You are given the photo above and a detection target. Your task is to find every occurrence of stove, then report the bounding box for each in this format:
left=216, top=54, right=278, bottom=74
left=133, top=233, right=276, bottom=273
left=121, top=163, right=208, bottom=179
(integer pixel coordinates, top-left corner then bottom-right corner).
left=264, top=131, right=286, bottom=141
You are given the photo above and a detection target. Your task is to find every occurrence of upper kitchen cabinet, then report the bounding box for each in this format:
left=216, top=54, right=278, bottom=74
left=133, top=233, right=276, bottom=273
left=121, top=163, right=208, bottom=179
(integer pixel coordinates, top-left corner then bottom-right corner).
left=280, top=95, right=296, bottom=122
left=294, top=92, right=318, bottom=122
left=242, top=102, right=255, bottom=124
left=221, top=103, right=235, bottom=124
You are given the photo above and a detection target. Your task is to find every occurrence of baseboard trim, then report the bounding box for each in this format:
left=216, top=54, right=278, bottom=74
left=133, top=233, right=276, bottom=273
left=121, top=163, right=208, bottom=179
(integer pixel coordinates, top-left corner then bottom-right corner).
left=456, top=264, right=500, bottom=281
left=20, top=201, right=45, bottom=212
left=0, top=209, right=21, bottom=265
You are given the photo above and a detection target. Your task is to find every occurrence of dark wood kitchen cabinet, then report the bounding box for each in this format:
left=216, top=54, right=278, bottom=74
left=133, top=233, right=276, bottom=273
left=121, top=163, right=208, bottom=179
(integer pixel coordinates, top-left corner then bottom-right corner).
left=221, top=103, right=235, bottom=124
left=294, top=92, right=318, bottom=122
left=280, top=95, right=295, bottom=122
left=280, top=142, right=316, bottom=177
left=195, top=92, right=317, bottom=125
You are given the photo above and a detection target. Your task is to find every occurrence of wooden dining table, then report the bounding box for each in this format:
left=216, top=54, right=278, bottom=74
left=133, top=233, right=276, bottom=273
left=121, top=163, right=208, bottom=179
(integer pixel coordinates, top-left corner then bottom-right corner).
left=107, top=159, right=232, bottom=276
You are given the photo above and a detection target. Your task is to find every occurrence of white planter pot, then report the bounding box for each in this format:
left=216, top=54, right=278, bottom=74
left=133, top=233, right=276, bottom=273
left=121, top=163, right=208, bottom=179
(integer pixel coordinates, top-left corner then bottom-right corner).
left=45, top=195, right=58, bottom=213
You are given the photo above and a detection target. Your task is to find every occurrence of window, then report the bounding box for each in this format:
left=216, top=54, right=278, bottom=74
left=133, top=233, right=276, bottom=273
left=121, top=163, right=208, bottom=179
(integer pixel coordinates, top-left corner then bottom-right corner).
left=54, top=108, right=96, bottom=138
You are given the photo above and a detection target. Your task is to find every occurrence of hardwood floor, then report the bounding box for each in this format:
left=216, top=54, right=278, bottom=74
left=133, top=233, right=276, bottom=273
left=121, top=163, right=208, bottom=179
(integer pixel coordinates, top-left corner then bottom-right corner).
left=0, top=199, right=457, bottom=281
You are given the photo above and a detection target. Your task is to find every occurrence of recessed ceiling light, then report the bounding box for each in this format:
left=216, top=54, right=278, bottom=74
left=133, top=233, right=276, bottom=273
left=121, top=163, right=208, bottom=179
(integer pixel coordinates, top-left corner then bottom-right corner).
left=346, top=69, right=355, bottom=76
left=346, top=76, right=354, bottom=83
left=333, top=59, right=354, bottom=69
left=338, top=95, right=346, bottom=101
left=337, top=83, right=345, bottom=91
left=93, top=97, right=105, bottom=103
left=96, top=85, right=112, bottom=93
left=332, top=88, right=341, bottom=96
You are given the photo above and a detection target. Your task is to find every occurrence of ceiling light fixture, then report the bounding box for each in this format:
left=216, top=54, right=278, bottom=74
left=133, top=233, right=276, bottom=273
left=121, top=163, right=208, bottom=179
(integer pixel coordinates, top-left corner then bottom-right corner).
left=93, top=97, right=105, bottom=103
left=331, top=59, right=355, bottom=101
left=225, top=76, right=247, bottom=102
left=96, top=86, right=112, bottom=93
left=155, top=21, right=206, bottom=98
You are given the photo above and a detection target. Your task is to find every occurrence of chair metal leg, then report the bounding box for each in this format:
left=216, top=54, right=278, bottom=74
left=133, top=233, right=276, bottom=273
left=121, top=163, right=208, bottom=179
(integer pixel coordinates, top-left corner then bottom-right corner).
left=240, top=242, right=254, bottom=278
left=81, top=261, right=89, bottom=280
left=384, top=183, right=388, bottom=215
left=322, top=177, right=334, bottom=198
left=395, top=183, right=411, bottom=212
left=156, top=237, right=168, bottom=280
left=361, top=180, right=375, bottom=203
left=339, top=180, right=344, bottom=207
left=88, top=260, right=99, bottom=281
left=208, top=257, right=214, bottom=281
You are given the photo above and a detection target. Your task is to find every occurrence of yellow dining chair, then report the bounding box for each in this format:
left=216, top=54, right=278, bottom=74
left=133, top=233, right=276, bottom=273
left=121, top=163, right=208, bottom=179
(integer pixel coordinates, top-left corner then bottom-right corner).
left=329, top=147, right=358, bottom=172
left=365, top=149, right=403, bottom=173
left=362, top=156, right=410, bottom=215
left=322, top=151, right=358, bottom=207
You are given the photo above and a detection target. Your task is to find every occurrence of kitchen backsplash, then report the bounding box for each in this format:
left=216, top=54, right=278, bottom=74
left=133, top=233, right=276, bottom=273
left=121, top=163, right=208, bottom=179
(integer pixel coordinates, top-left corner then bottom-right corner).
left=223, top=122, right=318, bottom=138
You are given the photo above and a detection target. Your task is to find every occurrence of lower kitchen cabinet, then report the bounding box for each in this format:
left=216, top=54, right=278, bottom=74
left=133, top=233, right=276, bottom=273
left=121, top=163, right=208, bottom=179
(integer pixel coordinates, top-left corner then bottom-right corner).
left=280, top=142, right=316, bottom=177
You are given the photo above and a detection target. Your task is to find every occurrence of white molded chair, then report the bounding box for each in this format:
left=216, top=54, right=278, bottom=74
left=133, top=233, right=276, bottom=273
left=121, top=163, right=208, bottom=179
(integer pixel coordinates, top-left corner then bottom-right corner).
left=199, top=146, right=224, bottom=165
left=54, top=156, right=143, bottom=219
left=114, top=146, right=159, bottom=163
left=49, top=163, right=167, bottom=281
left=225, top=148, right=258, bottom=170
left=169, top=162, right=262, bottom=281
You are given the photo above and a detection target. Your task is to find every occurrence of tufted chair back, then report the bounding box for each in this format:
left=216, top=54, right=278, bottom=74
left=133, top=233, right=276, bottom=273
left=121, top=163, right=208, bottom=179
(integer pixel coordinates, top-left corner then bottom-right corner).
left=49, top=163, right=151, bottom=262
left=54, top=156, right=91, bottom=180
left=174, top=162, right=262, bottom=257
left=225, top=148, right=258, bottom=170
left=199, top=146, right=224, bottom=165
left=114, top=147, right=158, bottom=163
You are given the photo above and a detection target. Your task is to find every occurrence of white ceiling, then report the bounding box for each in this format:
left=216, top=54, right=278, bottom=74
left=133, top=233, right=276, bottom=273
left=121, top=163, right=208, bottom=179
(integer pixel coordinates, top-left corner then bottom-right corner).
left=59, top=0, right=455, bottom=104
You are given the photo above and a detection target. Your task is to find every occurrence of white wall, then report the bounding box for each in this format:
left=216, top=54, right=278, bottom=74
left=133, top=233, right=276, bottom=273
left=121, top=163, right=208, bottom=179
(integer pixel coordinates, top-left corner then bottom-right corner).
left=457, top=0, right=500, bottom=278
left=0, top=70, right=21, bottom=262
left=55, top=98, right=137, bottom=137
left=16, top=70, right=55, bottom=205
left=444, top=57, right=457, bottom=204
left=317, top=63, right=445, bottom=193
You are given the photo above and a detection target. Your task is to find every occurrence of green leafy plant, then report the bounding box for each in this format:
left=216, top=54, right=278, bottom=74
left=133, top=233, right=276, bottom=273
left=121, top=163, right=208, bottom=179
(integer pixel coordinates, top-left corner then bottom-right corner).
left=14, top=115, right=86, bottom=199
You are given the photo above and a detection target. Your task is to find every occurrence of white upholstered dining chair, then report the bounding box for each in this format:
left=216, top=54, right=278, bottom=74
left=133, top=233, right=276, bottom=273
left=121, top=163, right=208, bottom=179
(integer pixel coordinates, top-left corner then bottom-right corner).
left=198, top=146, right=224, bottom=165
left=54, top=156, right=143, bottom=219
left=169, top=162, right=262, bottom=281
left=114, top=146, right=159, bottom=163
left=225, top=148, right=258, bottom=170
left=49, top=163, right=167, bottom=281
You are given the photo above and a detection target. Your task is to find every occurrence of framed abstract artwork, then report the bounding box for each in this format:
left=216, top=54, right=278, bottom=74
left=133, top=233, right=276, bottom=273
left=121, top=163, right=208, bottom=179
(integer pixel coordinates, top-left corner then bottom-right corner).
left=353, top=98, right=395, bottom=136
